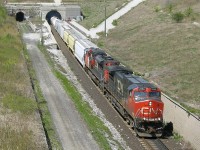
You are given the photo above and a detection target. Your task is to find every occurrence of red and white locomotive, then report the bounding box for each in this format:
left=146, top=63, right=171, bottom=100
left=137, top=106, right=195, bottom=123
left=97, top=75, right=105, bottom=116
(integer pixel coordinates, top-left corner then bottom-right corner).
left=50, top=17, right=164, bottom=137
left=84, top=48, right=164, bottom=137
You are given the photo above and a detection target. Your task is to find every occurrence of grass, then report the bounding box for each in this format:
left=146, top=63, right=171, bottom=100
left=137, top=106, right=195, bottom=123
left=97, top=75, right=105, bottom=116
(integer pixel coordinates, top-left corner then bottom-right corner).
left=6, top=0, right=53, bottom=2
left=97, top=0, right=200, bottom=114
left=80, top=0, right=128, bottom=29
left=0, top=5, right=47, bottom=149
left=2, top=94, right=37, bottom=115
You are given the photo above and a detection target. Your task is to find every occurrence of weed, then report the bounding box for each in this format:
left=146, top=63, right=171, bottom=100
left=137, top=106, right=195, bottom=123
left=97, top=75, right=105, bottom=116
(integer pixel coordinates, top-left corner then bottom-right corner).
left=185, top=7, right=193, bottom=17
left=172, top=11, right=184, bottom=23
left=112, top=19, right=118, bottom=26
left=97, top=41, right=104, bottom=47
left=173, top=132, right=183, bottom=141
left=154, top=5, right=161, bottom=13
left=166, top=3, right=174, bottom=13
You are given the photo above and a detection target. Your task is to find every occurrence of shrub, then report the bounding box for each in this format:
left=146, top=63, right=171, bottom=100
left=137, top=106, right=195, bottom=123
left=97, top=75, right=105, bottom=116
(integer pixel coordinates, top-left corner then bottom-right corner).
left=166, top=3, right=174, bottom=13
left=172, top=12, right=184, bottom=23
left=154, top=5, right=161, bottom=13
left=112, top=19, right=118, bottom=26
left=185, top=7, right=193, bottom=17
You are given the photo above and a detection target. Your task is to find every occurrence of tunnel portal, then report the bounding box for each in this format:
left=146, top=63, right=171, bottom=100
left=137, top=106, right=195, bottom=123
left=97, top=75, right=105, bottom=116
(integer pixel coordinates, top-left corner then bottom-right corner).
left=46, top=10, right=62, bottom=24
left=16, top=11, right=24, bottom=22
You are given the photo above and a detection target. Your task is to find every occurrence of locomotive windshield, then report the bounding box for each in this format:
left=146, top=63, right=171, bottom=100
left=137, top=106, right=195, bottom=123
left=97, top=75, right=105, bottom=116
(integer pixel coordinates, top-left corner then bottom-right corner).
left=134, top=92, right=148, bottom=101
left=134, top=91, right=161, bottom=101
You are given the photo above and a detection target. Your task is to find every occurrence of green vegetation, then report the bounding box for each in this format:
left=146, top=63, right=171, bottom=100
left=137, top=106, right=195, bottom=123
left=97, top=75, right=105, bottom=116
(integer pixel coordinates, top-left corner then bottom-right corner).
left=154, top=5, right=161, bottom=13
left=166, top=3, right=174, bottom=13
left=2, top=94, right=37, bottom=115
left=173, top=132, right=183, bottom=141
left=0, top=6, right=46, bottom=149
left=172, top=11, right=184, bottom=22
left=185, top=7, right=193, bottom=17
left=0, top=6, right=6, bottom=24
left=112, top=19, right=118, bottom=26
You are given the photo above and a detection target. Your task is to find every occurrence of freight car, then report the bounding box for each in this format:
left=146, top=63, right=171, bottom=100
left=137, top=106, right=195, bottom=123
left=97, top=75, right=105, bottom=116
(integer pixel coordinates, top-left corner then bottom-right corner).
left=50, top=17, right=164, bottom=137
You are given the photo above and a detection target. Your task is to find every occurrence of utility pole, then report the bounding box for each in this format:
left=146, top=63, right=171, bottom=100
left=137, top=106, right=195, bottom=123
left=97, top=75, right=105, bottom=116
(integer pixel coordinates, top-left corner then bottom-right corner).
left=104, top=0, right=107, bottom=37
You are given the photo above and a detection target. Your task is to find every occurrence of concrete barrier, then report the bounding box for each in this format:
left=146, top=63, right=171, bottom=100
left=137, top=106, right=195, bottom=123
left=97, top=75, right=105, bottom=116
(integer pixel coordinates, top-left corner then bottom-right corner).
left=162, top=93, right=200, bottom=150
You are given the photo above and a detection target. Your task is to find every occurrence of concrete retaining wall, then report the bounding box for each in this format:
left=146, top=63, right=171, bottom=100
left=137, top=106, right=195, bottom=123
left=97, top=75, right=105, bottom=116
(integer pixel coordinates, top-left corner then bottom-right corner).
left=162, top=93, right=200, bottom=150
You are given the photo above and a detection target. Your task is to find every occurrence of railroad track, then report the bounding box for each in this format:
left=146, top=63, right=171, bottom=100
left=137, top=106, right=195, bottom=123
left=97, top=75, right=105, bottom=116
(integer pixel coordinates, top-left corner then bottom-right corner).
left=138, top=138, right=169, bottom=150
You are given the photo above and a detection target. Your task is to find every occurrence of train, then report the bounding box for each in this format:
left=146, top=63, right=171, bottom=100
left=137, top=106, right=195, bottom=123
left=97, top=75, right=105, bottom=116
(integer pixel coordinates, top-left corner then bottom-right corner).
left=50, top=16, right=164, bottom=137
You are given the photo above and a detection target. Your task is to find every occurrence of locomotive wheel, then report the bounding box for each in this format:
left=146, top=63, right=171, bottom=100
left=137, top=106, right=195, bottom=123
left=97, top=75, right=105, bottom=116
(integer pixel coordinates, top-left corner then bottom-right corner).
left=126, top=117, right=131, bottom=125
left=84, top=67, right=88, bottom=73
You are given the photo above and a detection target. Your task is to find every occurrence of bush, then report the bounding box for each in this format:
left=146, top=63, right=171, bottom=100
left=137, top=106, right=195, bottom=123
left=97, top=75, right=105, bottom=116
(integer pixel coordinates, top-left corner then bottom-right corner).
left=166, top=3, right=174, bottom=13
left=112, top=19, right=118, bottom=26
left=154, top=5, right=161, bottom=13
left=172, top=12, right=184, bottom=23
left=185, top=7, right=193, bottom=17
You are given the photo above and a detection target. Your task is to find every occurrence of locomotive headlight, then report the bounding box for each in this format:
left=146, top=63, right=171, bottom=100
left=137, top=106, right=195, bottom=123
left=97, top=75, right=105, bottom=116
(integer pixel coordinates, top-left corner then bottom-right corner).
left=149, top=101, right=152, bottom=106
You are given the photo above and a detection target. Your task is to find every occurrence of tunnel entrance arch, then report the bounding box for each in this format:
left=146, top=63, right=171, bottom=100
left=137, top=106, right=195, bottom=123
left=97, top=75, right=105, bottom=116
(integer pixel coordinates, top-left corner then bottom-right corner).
left=16, top=11, right=25, bottom=22
left=46, top=10, right=62, bottom=24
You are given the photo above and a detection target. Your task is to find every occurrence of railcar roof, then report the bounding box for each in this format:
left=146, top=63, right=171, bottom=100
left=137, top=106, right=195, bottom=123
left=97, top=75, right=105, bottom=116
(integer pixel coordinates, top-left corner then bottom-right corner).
left=107, top=65, right=133, bottom=74
left=92, top=49, right=106, bottom=57
left=95, top=55, right=119, bottom=65
left=128, top=83, right=157, bottom=90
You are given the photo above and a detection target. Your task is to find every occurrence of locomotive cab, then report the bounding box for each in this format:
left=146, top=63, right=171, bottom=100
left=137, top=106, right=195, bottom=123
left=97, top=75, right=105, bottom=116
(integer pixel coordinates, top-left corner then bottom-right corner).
left=128, top=85, right=164, bottom=137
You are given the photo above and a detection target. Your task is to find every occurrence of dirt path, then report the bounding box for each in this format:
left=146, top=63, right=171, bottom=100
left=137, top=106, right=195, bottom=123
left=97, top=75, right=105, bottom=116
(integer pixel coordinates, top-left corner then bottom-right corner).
left=23, top=33, right=100, bottom=150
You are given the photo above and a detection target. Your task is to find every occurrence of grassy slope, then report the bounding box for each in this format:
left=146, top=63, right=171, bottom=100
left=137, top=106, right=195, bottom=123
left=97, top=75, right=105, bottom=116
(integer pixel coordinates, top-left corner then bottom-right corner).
left=78, top=0, right=128, bottom=28
left=97, top=0, right=200, bottom=111
left=0, top=6, right=47, bottom=149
